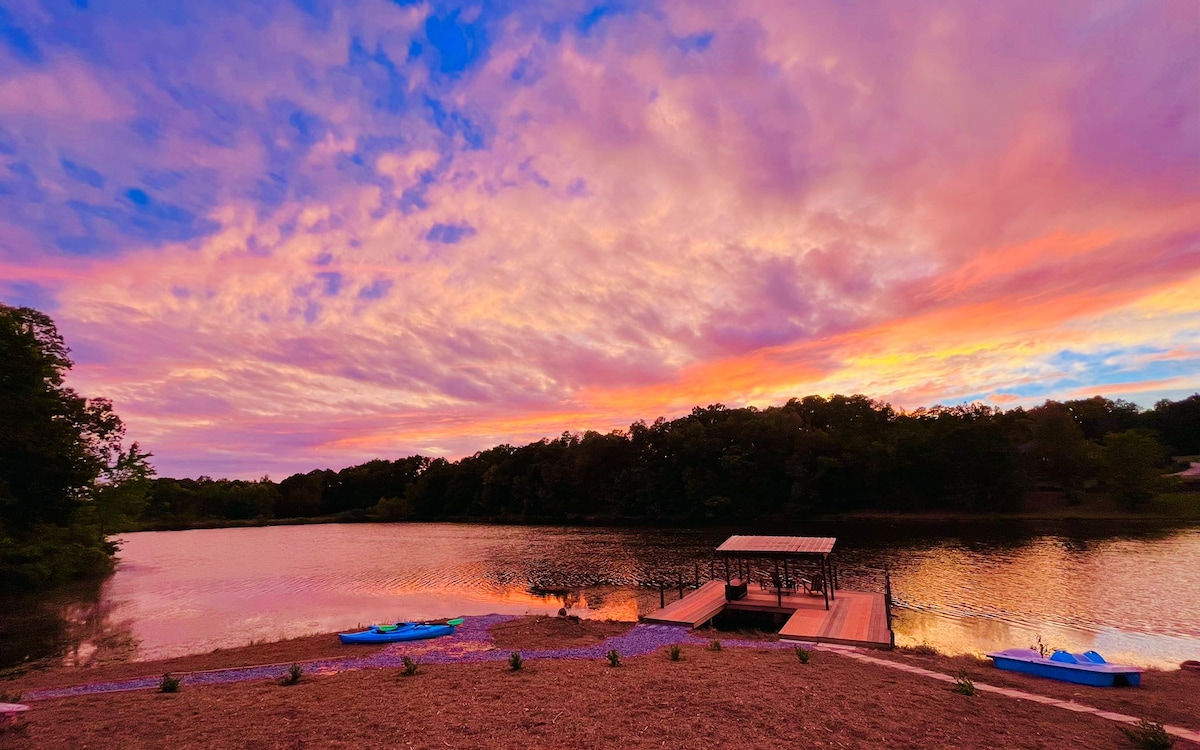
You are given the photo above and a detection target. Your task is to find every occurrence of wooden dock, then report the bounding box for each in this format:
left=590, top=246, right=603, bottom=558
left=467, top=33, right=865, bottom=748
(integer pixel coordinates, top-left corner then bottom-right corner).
left=644, top=583, right=891, bottom=649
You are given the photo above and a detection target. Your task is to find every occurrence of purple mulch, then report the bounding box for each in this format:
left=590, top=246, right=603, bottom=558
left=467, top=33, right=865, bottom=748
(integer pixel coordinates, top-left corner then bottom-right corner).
left=25, top=615, right=813, bottom=701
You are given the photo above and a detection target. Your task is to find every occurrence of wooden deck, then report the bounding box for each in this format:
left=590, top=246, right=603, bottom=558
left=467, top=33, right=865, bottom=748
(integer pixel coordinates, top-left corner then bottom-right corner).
left=643, top=582, right=891, bottom=649
left=642, top=580, right=727, bottom=628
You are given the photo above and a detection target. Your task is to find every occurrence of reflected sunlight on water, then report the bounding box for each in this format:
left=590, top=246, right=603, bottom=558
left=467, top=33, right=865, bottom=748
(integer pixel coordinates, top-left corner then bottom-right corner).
left=17, top=521, right=1196, bottom=668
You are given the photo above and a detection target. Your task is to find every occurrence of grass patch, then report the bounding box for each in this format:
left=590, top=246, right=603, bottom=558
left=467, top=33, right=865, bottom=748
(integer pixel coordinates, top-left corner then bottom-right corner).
left=1120, top=719, right=1173, bottom=749
left=606, top=649, right=621, bottom=667
left=508, top=651, right=524, bottom=671
left=401, top=656, right=419, bottom=677
left=904, top=642, right=939, bottom=656
left=708, top=640, right=722, bottom=651
left=280, top=663, right=303, bottom=686
left=953, top=669, right=976, bottom=696
left=159, top=673, right=181, bottom=693
left=667, top=645, right=682, bottom=661
left=794, top=646, right=812, bottom=664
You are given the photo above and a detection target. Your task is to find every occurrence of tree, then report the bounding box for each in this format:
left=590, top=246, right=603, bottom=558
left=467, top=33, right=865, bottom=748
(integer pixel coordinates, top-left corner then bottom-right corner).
left=1100, top=430, right=1175, bottom=510
left=0, top=305, right=145, bottom=590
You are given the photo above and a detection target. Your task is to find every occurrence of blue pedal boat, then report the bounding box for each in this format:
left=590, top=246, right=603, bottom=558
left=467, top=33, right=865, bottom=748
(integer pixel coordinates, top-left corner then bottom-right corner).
left=986, top=648, right=1143, bottom=687
left=338, top=618, right=462, bottom=645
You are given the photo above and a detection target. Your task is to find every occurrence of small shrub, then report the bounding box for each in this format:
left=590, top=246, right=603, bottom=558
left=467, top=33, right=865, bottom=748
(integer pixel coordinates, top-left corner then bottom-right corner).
left=509, top=651, right=524, bottom=671
left=667, top=644, right=682, bottom=661
left=606, top=649, right=621, bottom=667
left=159, top=673, right=181, bottom=693
left=708, top=640, right=722, bottom=651
left=794, top=646, right=812, bottom=664
left=280, top=663, right=303, bottom=686
left=953, top=669, right=976, bottom=696
left=1120, top=719, right=1174, bottom=750
left=908, top=642, right=938, bottom=656
left=401, top=656, right=419, bottom=677
left=1031, top=635, right=1052, bottom=658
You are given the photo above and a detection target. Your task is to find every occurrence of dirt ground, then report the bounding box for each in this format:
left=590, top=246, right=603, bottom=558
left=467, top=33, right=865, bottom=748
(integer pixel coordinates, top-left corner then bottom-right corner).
left=487, top=615, right=633, bottom=650
left=880, top=647, right=1200, bottom=734
left=2, top=618, right=1196, bottom=749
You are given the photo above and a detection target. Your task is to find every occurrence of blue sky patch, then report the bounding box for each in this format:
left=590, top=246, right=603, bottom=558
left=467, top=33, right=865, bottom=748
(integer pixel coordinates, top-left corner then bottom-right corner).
left=358, top=278, right=393, bottom=299
left=426, top=221, right=476, bottom=244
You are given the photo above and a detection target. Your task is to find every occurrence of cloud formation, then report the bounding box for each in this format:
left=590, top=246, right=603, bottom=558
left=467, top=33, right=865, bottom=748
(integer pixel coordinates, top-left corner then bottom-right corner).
left=1, top=0, right=1198, bottom=477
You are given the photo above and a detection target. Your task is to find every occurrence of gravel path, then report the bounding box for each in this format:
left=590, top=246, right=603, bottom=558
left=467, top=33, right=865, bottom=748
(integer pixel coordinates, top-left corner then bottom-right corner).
left=24, top=615, right=801, bottom=700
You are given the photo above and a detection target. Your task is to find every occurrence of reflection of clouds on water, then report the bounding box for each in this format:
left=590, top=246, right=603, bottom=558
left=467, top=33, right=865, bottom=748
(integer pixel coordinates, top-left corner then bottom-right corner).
left=33, top=521, right=1200, bottom=667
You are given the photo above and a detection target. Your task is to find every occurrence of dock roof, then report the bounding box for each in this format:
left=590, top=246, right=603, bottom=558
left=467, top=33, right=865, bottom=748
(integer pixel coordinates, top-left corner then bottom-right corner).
left=717, top=535, right=836, bottom=556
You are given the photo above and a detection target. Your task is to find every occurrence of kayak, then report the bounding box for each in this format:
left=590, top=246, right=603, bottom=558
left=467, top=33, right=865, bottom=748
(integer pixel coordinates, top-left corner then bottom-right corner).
left=986, top=648, right=1143, bottom=687
left=338, top=618, right=463, bottom=645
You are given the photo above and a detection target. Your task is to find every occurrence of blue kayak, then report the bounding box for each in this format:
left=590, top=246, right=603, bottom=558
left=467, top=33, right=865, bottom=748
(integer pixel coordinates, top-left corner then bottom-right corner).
left=338, top=619, right=461, bottom=645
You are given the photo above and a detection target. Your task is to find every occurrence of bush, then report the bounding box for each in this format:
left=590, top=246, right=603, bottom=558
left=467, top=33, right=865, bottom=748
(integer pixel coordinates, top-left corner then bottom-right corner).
left=1120, top=719, right=1174, bottom=749
left=708, top=640, right=722, bottom=651
left=159, top=673, right=181, bottom=693
left=509, top=652, right=524, bottom=671
left=794, top=646, right=812, bottom=664
left=1031, top=635, right=1053, bottom=658
left=606, top=649, right=621, bottom=667
left=953, top=669, right=976, bottom=696
left=907, top=642, right=938, bottom=656
left=401, top=656, right=419, bottom=677
left=280, top=663, right=303, bottom=686
left=667, top=644, right=682, bottom=661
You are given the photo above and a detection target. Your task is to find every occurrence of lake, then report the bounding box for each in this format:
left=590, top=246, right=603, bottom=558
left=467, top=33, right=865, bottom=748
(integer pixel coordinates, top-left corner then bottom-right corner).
left=6, top=521, right=1199, bottom=669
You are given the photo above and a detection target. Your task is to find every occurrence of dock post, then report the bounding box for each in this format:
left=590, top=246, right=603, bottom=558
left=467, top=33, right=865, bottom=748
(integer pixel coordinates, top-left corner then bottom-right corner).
left=695, top=563, right=700, bottom=588
left=678, top=574, right=684, bottom=600
left=884, top=565, right=895, bottom=648
left=659, top=580, right=665, bottom=608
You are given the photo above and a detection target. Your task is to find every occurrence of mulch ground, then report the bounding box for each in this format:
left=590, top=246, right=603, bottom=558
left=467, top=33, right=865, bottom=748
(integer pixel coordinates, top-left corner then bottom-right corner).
left=881, top=648, right=1200, bottom=733
left=487, top=616, right=633, bottom=651
left=2, top=617, right=1195, bottom=749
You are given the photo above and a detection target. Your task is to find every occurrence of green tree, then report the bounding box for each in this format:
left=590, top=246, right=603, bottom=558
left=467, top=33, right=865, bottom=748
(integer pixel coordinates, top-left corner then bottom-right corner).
left=1101, top=430, right=1175, bottom=510
left=0, top=305, right=145, bottom=590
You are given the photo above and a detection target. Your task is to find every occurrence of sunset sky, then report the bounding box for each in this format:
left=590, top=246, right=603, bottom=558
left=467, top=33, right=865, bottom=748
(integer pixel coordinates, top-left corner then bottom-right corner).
left=1, top=0, right=1198, bottom=479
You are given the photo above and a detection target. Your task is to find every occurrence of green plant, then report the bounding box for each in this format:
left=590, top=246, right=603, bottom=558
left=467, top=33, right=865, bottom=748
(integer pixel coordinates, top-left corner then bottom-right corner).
left=280, top=663, right=303, bottom=686
left=907, top=642, right=938, bottom=656
left=606, top=649, right=621, bottom=667
left=401, top=656, right=419, bottom=676
left=159, top=673, right=181, bottom=693
left=508, top=651, right=524, bottom=671
left=667, top=644, right=682, bottom=661
left=1120, top=719, right=1174, bottom=749
left=794, top=646, right=812, bottom=664
left=708, top=640, right=722, bottom=651
left=953, top=669, right=976, bottom=696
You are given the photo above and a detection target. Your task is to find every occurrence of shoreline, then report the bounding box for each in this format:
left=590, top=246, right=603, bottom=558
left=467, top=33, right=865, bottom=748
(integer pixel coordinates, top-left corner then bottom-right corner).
left=3, top=615, right=1198, bottom=748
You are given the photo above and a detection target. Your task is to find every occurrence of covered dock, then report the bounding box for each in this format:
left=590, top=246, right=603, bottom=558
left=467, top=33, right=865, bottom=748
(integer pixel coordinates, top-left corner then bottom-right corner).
left=642, top=535, right=893, bottom=649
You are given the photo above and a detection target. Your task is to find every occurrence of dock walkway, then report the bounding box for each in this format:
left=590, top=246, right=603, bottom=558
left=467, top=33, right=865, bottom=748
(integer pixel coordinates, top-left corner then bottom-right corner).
left=644, top=583, right=891, bottom=649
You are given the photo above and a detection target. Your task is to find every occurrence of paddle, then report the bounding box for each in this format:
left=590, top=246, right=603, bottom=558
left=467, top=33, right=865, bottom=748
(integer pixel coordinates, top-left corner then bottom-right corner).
left=419, top=617, right=465, bottom=627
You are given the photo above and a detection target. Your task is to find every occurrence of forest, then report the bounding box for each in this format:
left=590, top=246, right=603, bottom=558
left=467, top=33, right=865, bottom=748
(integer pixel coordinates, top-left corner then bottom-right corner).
left=4, top=301, right=1198, bottom=591
left=139, top=393, right=1199, bottom=529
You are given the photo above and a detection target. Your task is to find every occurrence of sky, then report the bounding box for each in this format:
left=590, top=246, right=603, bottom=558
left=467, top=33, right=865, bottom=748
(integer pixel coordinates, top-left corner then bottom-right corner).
left=1, top=0, right=1198, bottom=479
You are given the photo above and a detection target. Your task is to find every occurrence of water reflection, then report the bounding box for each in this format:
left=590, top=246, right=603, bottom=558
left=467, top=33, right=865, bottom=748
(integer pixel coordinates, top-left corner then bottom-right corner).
left=6, top=522, right=1197, bottom=669
left=0, top=580, right=138, bottom=669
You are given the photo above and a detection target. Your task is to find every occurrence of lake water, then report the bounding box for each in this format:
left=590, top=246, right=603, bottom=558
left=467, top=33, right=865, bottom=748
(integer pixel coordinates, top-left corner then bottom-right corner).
left=7, top=521, right=1199, bottom=669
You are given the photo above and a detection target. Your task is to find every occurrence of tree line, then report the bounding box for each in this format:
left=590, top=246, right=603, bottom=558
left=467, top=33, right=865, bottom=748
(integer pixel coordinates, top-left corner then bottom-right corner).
left=140, top=393, right=1199, bottom=529
left=4, top=302, right=1197, bottom=591
left=1, top=305, right=152, bottom=592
